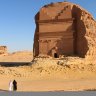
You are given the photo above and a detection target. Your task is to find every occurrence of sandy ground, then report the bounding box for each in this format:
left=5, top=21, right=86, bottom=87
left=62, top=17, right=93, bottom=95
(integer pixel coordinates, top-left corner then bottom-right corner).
left=1, top=76, right=96, bottom=91
left=0, top=51, right=33, bottom=62
left=0, top=51, right=96, bottom=91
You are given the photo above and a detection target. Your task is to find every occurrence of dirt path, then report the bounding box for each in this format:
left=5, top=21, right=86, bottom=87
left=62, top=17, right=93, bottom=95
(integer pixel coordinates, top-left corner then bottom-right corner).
left=0, top=76, right=96, bottom=91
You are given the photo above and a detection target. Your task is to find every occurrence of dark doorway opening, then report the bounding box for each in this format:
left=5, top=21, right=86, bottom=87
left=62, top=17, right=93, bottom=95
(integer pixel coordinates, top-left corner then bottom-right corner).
left=54, top=53, right=58, bottom=58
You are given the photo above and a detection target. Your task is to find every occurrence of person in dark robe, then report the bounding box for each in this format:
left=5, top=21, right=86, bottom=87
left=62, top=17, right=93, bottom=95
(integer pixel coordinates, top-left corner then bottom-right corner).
left=13, top=80, right=17, bottom=91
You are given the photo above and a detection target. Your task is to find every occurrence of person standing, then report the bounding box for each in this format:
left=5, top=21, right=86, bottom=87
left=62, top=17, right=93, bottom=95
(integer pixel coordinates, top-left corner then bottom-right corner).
left=13, top=80, right=17, bottom=91
left=9, top=80, right=13, bottom=91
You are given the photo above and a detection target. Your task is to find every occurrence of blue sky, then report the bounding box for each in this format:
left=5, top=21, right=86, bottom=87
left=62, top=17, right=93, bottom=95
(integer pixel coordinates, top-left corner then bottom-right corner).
left=0, top=0, right=96, bottom=52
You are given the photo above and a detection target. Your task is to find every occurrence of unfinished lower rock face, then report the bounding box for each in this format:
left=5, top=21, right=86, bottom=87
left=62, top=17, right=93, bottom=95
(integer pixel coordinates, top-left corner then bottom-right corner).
left=34, top=2, right=96, bottom=64
left=0, top=46, right=7, bottom=55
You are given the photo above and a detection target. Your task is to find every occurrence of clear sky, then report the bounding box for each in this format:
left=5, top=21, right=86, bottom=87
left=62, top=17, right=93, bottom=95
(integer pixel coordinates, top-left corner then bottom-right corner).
left=0, top=0, right=96, bottom=52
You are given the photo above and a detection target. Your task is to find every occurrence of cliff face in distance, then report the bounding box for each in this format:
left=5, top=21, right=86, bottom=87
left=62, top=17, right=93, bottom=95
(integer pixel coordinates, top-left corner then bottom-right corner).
left=34, top=2, right=96, bottom=64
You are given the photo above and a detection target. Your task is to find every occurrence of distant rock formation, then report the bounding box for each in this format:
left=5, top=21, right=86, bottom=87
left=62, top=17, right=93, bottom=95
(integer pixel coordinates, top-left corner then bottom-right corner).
left=33, top=2, right=96, bottom=64
left=0, top=46, right=7, bottom=55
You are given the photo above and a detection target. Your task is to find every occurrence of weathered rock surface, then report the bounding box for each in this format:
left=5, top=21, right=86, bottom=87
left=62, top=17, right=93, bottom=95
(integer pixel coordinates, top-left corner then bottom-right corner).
left=0, top=46, right=7, bottom=55
left=34, top=2, right=96, bottom=64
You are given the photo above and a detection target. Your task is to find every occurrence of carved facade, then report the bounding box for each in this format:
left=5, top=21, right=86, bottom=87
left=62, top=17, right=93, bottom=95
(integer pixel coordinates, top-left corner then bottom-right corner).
left=34, top=2, right=96, bottom=60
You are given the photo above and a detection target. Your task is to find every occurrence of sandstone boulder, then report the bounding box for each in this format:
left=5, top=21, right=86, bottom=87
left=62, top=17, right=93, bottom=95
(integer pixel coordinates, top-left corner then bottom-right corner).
left=0, top=46, right=7, bottom=55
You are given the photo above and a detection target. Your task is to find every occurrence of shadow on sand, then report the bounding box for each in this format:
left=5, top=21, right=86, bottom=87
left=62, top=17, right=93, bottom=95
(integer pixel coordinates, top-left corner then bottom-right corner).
left=0, top=62, right=31, bottom=67
left=0, top=89, right=8, bottom=92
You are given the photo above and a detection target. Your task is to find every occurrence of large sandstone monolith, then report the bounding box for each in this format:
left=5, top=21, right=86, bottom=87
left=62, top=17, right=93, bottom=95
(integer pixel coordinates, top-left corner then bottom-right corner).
left=33, top=2, right=96, bottom=64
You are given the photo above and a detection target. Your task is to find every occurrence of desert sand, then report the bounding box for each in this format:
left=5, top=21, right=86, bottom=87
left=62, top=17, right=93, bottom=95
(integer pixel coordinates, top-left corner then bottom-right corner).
left=0, top=51, right=33, bottom=62
left=0, top=51, right=96, bottom=91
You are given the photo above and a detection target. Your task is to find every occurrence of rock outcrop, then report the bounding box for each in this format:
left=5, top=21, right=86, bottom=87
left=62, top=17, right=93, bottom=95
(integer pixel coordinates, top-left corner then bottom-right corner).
left=33, top=2, right=96, bottom=64
left=0, top=46, right=7, bottom=55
